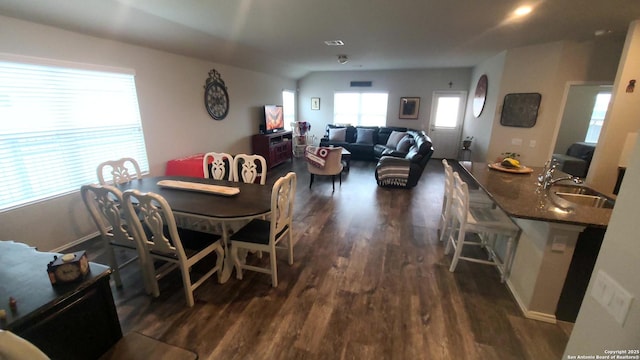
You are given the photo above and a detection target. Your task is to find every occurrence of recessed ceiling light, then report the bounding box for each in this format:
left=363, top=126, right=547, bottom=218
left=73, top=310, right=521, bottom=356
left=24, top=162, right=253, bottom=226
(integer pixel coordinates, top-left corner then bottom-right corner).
left=595, top=29, right=613, bottom=36
left=514, top=6, right=532, bottom=17
left=324, top=40, right=345, bottom=46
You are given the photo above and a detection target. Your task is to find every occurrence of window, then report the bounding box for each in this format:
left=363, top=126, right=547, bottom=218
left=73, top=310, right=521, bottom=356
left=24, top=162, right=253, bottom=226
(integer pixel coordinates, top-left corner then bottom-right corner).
left=0, top=56, right=149, bottom=211
left=584, top=92, right=611, bottom=143
left=282, top=89, right=295, bottom=130
left=433, top=96, right=462, bottom=128
left=334, top=92, right=388, bottom=126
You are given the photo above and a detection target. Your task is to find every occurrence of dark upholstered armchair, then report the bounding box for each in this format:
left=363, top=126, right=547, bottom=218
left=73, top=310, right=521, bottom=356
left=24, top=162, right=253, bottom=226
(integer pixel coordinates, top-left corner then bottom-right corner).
left=375, top=131, right=434, bottom=188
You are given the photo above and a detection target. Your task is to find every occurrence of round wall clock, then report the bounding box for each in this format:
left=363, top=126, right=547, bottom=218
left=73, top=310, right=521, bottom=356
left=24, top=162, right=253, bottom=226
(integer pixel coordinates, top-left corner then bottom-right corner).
left=204, top=69, right=229, bottom=120
left=472, top=74, right=488, bottom=118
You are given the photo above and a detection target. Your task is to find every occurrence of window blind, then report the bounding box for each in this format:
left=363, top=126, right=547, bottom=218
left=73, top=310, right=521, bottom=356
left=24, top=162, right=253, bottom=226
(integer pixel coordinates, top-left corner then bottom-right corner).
left=0, top=58, right=149, bottom=211
left=333, top=92, right=388, bottom=126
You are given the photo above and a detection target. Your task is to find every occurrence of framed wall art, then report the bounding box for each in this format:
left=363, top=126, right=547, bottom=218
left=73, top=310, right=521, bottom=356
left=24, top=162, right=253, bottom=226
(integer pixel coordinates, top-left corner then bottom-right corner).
left=472, top=74, right=488, bottom=117
left=399, top=97, right=420, bottom=119
left=500, top=92, right=541, bottom=128
left=311, top=97, right=320, bottom=110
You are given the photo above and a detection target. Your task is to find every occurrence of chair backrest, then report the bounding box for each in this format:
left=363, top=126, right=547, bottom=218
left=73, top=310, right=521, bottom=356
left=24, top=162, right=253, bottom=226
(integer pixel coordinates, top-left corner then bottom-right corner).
left=97, top=157, right=142, bottom=185
left=451, top=172, right=470, bottom=227
left=122, top=189, right=188, bottom=261
left=203, top=152, right=233, bottom=180
left=442, top=159, right=454, bottom=205
left=269, top=172, right=297, bottom=242
left=81, top=183, right=135, bottom=248
left=306, top=147, right=343, bottom=175
left=233, top=154, right=267, bottom=185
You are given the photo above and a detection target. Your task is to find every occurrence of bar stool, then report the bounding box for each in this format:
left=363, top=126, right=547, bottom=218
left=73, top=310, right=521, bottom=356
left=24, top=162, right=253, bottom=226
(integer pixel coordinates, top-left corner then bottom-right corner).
left=439, top=159, right=493, bottom=243
left=444, top=172, right=521, bottom=282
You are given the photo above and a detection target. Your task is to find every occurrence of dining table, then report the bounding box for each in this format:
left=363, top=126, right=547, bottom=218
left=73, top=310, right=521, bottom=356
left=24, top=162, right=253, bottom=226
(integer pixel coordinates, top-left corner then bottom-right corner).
left=117, top=175, right=272, bottom=283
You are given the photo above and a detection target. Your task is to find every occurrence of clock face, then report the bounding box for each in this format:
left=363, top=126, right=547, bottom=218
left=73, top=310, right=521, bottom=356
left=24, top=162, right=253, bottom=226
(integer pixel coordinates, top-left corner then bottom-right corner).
left=205, top=82, right=229, bottom=120
left=55, top=263, right=81, bottom=282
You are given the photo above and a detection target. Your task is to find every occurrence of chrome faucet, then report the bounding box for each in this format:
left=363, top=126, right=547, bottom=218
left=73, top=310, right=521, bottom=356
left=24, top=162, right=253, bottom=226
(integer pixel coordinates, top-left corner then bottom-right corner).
left=537, top=160, right=583, bottom=190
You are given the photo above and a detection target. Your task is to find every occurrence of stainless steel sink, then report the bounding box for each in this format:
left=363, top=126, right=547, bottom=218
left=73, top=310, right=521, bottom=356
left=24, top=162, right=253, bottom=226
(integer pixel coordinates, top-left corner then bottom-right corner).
left=552, top=185, right=615, bottom=209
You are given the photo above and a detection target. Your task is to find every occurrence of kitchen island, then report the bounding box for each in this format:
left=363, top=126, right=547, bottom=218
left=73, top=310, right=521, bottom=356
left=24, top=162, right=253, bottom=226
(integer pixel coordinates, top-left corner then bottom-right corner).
left=456, top=161, right=614, bottom=323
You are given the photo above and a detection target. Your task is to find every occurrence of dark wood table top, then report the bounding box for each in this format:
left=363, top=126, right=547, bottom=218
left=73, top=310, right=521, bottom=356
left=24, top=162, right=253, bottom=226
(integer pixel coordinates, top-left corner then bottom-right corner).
left=117, top=176, right=272, bottom=220
left=457, top=161, right=612, bottom=228
left=0, top=241, right=112, bottom=331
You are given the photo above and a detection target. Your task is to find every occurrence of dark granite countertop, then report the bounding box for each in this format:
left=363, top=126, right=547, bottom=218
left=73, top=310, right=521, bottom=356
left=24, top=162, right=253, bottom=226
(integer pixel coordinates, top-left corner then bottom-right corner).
left=456, top=161, right=612, bottom=228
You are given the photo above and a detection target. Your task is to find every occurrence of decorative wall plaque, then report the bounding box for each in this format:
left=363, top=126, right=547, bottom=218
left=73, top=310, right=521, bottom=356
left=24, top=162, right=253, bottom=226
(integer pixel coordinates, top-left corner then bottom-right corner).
left=500, top=93, right=541, bottom=128
left=473, top=74, right=488, bottom=117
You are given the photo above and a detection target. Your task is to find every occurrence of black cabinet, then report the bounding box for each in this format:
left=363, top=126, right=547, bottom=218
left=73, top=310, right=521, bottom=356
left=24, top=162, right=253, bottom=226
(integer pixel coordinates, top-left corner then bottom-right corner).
left=0, top=241, right=122, bottom=359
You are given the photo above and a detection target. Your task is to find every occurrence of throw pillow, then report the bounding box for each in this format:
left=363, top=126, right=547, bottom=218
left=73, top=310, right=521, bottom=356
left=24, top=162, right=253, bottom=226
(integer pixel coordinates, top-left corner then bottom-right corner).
left=328, top=128, right=346, bottom=142
left=396, top=135, right=413, bottom=152
left=386, top=131, right=406, bottom=148
left=356, top=128, right=375, bottom=144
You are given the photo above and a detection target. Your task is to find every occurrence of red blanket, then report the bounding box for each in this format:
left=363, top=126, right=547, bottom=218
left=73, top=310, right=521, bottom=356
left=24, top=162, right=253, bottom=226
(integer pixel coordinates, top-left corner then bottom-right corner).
left=304, top=146, right=330, bottom=168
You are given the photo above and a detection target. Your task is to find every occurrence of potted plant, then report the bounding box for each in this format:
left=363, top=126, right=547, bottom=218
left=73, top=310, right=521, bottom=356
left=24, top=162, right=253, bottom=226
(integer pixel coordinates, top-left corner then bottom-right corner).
left=462, top=136, right=473, bottom=150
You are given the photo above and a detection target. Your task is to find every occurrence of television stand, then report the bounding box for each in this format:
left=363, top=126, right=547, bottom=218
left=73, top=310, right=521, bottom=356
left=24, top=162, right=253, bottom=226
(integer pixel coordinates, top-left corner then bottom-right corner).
left=252, top=131, right=293, bottom=169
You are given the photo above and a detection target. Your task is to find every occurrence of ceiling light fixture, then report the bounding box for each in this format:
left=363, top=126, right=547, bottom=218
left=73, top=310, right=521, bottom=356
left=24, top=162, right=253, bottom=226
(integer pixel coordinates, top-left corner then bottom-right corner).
left=337, top=55, right=349, bottom=64
left=514, top=5, right=532, bottom=17
left=324, top=40, right=345, bottom=46
left=594, top=29, right=613, bottom=36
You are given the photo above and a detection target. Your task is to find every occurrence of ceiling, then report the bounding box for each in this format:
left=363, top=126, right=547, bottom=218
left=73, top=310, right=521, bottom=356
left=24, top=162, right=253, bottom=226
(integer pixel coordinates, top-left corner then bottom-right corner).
left=1, top=0, right=639, bottom=79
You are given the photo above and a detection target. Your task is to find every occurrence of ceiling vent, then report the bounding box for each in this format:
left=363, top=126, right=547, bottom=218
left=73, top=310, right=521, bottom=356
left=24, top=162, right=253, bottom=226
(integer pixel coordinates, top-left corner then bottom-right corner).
left=350, top=81, right=372, bottom=87
left=337, top=55, right=349, bottom=64
left=324, top=40, right=345, bottom=46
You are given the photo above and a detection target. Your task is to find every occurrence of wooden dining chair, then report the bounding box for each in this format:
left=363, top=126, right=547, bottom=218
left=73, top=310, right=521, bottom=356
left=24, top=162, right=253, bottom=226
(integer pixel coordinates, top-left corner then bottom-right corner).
left=202, top=152, right=234, bottom=181
left=122, top=189, right=225, bottom=307
left=232, top=154, right=267, bottom=185
left=230, top=172, right=296, bottom=287
left=81, top=184, right=144, bottom=289
left=444, top=172, right=521, bottom=282
left=97, top=157, right=142, bottom=185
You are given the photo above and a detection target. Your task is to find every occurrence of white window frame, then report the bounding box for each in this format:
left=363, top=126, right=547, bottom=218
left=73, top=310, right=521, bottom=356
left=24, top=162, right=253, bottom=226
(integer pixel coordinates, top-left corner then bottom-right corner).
left=282, top=89, right=295, bottom=131
left=0, top=54, right=149, bottom=212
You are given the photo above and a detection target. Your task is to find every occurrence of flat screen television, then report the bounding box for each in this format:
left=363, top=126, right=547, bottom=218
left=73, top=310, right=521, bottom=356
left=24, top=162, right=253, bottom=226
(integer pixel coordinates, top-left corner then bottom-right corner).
left=262, top=105, right=285, bottom=133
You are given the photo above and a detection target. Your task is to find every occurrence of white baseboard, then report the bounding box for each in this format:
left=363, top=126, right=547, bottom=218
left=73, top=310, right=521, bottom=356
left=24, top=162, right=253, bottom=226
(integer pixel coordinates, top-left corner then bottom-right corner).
left=50, top=231, right=99, bottom=253
left=506, top=279, right=557, bottom=324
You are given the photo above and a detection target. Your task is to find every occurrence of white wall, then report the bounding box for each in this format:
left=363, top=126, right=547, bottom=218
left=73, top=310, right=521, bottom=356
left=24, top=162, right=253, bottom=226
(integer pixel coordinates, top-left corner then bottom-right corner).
left=0, top=15, right=295, bottom=251
left=587, top=20, right=640, bottom=194
left=563, top=130, right=640, bottom=355
left=464, top=39, right=621, bottom=167
left=564, top=19, right=640, bottom=355
left=297, top=68, right=472, bottom=142
left=461, top=52, right=506, bottom=162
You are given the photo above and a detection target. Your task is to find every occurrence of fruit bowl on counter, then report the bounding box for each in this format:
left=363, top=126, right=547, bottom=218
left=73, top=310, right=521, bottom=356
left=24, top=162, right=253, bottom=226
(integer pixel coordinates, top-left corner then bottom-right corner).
left=488, top=155, right=533, bottom=173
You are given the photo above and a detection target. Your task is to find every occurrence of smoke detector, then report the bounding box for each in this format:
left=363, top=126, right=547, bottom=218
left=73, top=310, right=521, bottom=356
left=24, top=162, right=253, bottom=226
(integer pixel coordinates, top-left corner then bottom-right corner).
left=337, top=55, right=349, bottom=64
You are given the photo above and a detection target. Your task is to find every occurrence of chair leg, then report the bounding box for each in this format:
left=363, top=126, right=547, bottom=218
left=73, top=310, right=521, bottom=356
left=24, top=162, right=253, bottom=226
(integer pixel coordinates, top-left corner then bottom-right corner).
left=270, top=249, right=278, bottom=287
left=287, top=231, right=294, bottom=265
left=339, top=172, right=342, bottom=186
left=179, top=263, right=195, bottom=307
left=449, top=227, right=466, bottom=273
left=331, top=175, right=335, bottom=191
left=106, top=246, right=123, bottom=288
left=309, top=174, right=314, bottom=188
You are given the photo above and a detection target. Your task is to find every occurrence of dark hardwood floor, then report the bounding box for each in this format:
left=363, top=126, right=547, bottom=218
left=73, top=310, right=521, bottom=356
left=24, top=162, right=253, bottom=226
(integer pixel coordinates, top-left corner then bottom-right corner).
left=77, top=157, right=572, bottom=359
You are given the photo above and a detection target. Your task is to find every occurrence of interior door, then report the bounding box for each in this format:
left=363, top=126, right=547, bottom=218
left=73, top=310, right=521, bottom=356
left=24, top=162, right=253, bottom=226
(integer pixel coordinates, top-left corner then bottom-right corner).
left=427, top=91, right=467, bottom=159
